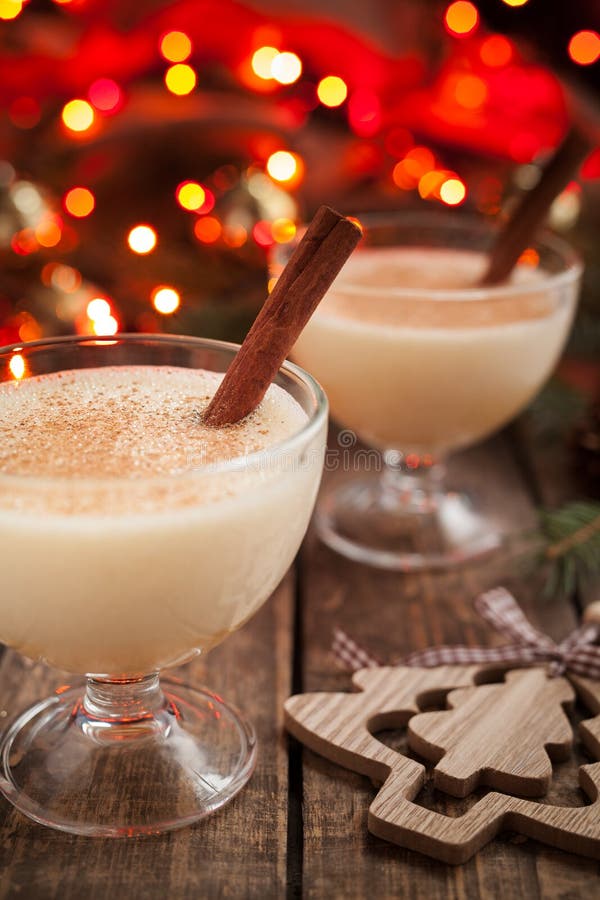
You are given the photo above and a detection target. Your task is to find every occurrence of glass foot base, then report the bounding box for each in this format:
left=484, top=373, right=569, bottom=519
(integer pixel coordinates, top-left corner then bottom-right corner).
left=0, top=679, right=257, bottom=837
left=315, top=471, right=502, bottom=571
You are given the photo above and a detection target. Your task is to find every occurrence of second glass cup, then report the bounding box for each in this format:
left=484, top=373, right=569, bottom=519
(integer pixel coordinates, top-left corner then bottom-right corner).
left=287, top=211, right=582, bottom=570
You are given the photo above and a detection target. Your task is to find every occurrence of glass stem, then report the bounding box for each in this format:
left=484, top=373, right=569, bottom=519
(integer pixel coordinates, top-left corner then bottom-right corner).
left=84, top=673, right=164, bottom=722
left=381, top=451, right=446, bottom=515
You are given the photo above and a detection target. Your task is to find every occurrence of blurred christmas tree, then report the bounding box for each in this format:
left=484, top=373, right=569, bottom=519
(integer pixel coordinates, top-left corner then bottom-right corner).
left=0, top=0, right=598, bottom=347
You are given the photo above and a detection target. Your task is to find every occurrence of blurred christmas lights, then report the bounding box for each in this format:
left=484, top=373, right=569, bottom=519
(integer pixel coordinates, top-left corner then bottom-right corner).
left=251, top=46, right=279, bottom=79
left=0, top=0, right=22, bottom=20
left=194, top=217, right=221, bottom=243
left=160, top=31, right=192, bottom=63
left=266, top=151, right=303, bottom=186
left=480, top=35, right=513, bottom=67
left=88, top=79, right=122, bottom=113
left=64, top=187, right=95, bottom=218
left=152, top=286, right=180, bottom=315
left=9, top=354, right=25, bottom=380
left=62, top=99, right=95, bottom=133
left=501, top=0, right=529, bottom=6
left=568, top=30, right=600, bottom=65
left=87, top=298, right=111, bottom=321
left=164, top=64, right=197, bottom=95
left=444, top=1, right=478, bottom=37
left=440, top=178, right=466, bottom=205
left=176, top=181, right=206, bottom=211
left=317, top=76, right=348, bottom=107
left=271, top=52, right=302, bottom=85
left=127, top=225, right=157, bottom=254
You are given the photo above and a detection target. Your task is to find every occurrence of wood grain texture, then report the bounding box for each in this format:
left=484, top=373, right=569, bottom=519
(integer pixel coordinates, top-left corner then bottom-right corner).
left=298, top=429, right=600, bottom=896
left=0, top=576, right=294, bottom=900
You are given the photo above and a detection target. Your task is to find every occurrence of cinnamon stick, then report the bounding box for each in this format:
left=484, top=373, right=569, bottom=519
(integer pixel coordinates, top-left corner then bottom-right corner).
left=480, top=127, right=590, bottom=286
left=203, top=206, right=362, bottom=426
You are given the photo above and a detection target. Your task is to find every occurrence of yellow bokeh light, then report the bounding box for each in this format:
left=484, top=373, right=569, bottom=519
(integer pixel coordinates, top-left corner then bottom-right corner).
left=317, top=75, right=348, bottom=107
left=61, top=99, right=95, bottom=133
left=87, top=298, right=111, bottom=321
left=64, top=186, right=95, bottom=218
left=444, top=1, right=478, bottom=36
left=271, top=52, right=302, bottom=85
left=440, top=178, right=466, bottom=205
left=568, top=30, right=600, bottom=65
left=127, top=225, right=157, bottom=254
left=92, top=315, right=118, bottom=336
left=176, top=181, right=206, bottom=211
left=266, top=150, right=303, bottom=185
left=271, top=218, right=297, bottom=243
left=251, top=46, right=279, bottom=79
left=160, top=31, right=192, bottom=63
left=0, top=0, right=22, bottom=20
left=152, top=286, right=181, bottom=315
left=9, top=353, right=26, bottom=380
left=501, top=0, right=529, bottom=6
left=164, top=64, right=197, bottom=96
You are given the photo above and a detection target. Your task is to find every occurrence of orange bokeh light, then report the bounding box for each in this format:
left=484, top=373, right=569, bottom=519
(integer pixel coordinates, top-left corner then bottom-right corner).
left=444, top=1, right=478, bottom=37
left=317, top=75, right=348, bottom=107
left=160, top=31, right=192, bottom=63
left=35, top=218, right=62, bottom=248
left=454, top=74, right=488, bottom=109
left=568, top=30, right=600, bottom=65
left=480, top=35, right=513, bottom=67
left=194, top=217, right=222, bottom=243
left=393, top=146, right=435, bottom=189
left=64, top=186, right=95, bottom=218
left=518, top=248, right=540, bottom=267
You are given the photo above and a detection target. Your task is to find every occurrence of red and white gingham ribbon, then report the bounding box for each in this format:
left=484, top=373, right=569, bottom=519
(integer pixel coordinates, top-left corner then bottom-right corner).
left=332, top=587, right=600, bottom=679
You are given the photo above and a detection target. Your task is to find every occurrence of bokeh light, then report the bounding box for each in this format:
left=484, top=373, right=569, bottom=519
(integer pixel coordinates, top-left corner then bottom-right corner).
left=317, top=76, right=348, bottom=107
left=271, top=218, right=297, bottom=243
left=444, top=1, right=479, bottom=37
left=480, top=35, right=513, bottom=67
left=266, top=150, right=304, bottom=186
left=392, top=146, right=436, bottom=189
left=271, top=52, right=302, bottom=85
left=87, top=298, right=111, bottom=321
left=35, top=218, right=62, bottom=248
left=64, top=187, right=95, bottom=218
left=251, top=46, right=279, bottom=79
left=165, top=64, right=197, bottom=96
left=152, top=286, right=181, bottom=315
left=88, top=79, right=122, bottom=113
left=160, top=31, right=192, bottom=63
left=440, top=178, right=467, bottom=205
left=0, top=0, right=22, bottom=20
left=9, top=353, right=26, bottom=380
left=454, top=74, right=488, bottom=109
left=568, top=30, right=600, bottom=65
left=501, top=0, right=529, bottom=6
left=194, top=217, right=222, bottom=243
left=348, top=89, right=381, bottom=137
left=176, top=181, right=206, bottom=211
left=127, top=225, right=157, bottom=254
left=61, top=99, right=95, bottom=133
left=253, top=220, right=274, bottom=247
left=92, top=314, right=118, bottom=336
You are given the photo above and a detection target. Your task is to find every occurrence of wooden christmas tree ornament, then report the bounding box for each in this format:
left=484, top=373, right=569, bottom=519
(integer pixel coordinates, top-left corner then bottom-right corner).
left=284, top=665, right=600, bottom=864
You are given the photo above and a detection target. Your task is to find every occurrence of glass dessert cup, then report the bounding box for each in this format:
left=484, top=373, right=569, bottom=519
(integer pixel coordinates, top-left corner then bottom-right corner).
left=0, top=334, right=327, bottom=836
left=289, top=212, right=582, bottom=571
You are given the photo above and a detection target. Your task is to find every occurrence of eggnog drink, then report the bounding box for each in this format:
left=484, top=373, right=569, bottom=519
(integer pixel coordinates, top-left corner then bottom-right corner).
left=293, top=247, right=577, bottom=455
left=0, top=365, right=324, bottom=674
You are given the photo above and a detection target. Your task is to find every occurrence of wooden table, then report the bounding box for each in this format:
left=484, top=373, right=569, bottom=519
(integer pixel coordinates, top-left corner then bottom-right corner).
left=0, top=416, right=598, bottom=899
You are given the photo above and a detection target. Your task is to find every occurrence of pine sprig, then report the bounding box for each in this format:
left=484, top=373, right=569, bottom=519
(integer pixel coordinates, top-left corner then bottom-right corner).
left=539, top=502, right=600, bottom=596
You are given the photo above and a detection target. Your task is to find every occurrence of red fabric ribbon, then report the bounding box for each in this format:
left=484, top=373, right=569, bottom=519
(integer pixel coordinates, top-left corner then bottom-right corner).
left=332, top=587, right=600, bottom=679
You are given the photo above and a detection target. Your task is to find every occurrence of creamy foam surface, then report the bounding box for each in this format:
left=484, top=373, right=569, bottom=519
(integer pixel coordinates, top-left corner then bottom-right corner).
left=0, top=366, right=307, bottom=514
left=318, top=247, right=552, bottom=328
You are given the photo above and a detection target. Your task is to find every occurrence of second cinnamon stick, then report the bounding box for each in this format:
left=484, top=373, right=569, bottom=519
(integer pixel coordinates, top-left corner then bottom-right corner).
left=203, top=206, right=362, bottom=427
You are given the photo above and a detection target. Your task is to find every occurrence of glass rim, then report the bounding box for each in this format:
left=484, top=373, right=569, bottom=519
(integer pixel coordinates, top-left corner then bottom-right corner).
left=326, top=211, right=583, bottom=302
left=0, top=333, right=328, bottom=486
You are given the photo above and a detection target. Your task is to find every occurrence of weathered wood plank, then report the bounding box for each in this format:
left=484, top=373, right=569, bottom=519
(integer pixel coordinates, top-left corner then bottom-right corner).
left=0, top=576, right=294, bottom=900
left=299, top=431, right=598, bottom=898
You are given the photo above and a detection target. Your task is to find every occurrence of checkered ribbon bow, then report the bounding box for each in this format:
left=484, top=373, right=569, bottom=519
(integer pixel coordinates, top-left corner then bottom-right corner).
left=332, top=587, right=600, bottom=679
